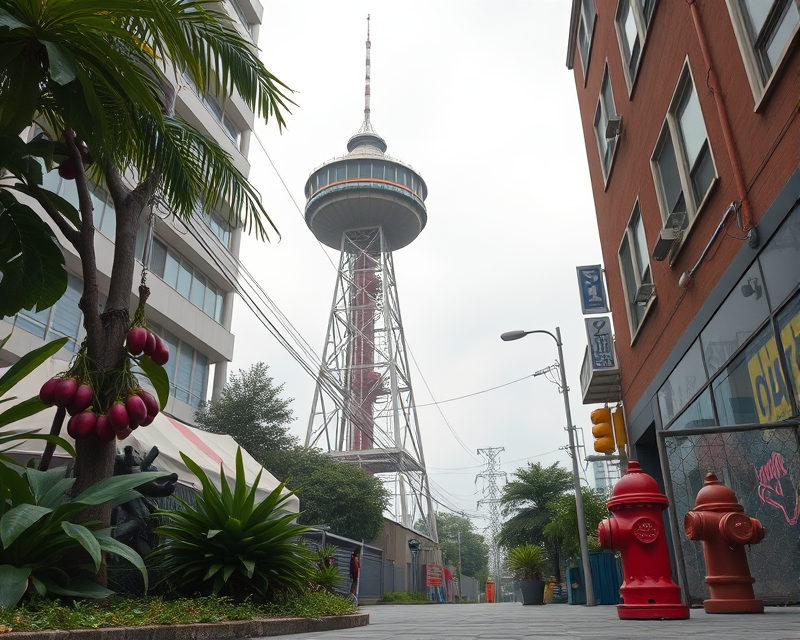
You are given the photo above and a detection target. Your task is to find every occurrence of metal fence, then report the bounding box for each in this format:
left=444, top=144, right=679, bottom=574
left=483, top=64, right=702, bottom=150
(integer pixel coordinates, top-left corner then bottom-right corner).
left=662, top=423, right=800, bottom=605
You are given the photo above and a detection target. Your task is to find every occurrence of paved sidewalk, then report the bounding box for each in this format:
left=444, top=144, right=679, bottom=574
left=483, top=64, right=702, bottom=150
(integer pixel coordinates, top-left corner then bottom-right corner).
left=259, top=602, right=800, bottom=640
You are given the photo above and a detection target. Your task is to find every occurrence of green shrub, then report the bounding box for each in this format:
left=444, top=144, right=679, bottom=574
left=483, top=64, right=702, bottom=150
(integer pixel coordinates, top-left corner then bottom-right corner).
left=0, top=464, right=169, bottom=608
left=380, top=591, right=428, bottom=603
left=149, top=448, right=314, bottom=599
left=309, top=544, right=341, bottom=593
left=506, top=544, right=546, bottom=581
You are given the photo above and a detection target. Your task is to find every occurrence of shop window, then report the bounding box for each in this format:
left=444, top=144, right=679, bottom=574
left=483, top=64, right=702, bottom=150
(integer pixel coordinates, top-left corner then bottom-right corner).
left=712, top=323, right=793, bottom=425
left=658, top=339, right=708, bottom=426
left=759, top=203, right=800, bottom=310
left=701, top=262, right=770, bottom=376
left=667, top=388, right=716, bottom=430
left=777, top=292, right=800, bottom=411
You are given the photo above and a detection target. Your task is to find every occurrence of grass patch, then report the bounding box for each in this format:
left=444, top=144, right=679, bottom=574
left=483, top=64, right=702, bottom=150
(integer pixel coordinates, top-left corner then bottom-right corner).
left=380, top=591, right=429, bottom=603
left=0, top=592, right=357, bottom=632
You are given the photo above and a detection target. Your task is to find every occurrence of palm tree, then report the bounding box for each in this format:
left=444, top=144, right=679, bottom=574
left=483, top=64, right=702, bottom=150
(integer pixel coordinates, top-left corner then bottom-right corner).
left=499, top=462, right=573, bottom=582
left=0, top=0, right=294, bottom=508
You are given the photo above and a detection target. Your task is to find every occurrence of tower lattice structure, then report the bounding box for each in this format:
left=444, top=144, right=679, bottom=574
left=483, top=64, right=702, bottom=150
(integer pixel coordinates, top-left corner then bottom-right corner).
left=476, top=447, right=507, bottom=584
left=303, top=18, right=436, bottom=540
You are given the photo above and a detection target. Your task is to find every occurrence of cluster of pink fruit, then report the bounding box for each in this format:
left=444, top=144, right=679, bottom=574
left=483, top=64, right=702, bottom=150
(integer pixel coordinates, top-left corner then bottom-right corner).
left=39, top=379, right=160, bottom=442
left=126, top=326, right=169, bottom=365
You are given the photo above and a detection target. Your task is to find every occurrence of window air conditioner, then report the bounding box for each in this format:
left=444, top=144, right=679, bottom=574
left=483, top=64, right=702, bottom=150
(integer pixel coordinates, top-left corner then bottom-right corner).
left=605, top=115, right=623, bottom=139
left=651, top=211, right=688, bottom=262
left=634, top=282, right=656, bottom=306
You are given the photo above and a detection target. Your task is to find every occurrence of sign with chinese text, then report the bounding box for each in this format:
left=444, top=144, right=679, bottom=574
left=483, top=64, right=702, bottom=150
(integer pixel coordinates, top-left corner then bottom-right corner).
left=585, top=317, right=616, bottom=370
left=425, top=565, right=444, bottom=587
left=576, top=265, right=609, bottom=315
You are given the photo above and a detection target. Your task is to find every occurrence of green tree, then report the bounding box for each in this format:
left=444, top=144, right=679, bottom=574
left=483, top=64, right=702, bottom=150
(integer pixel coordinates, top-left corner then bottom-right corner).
left=0, top=1, right=293, bottom=507
left=417, top=512, right=488, bottom=578
left=262, top=447, right=390, bottom=542
left=543, top=487, right=608, bottom=557
left=498, top=461, right=573, bottom=581
left=195, top=363, right=297, bottom=458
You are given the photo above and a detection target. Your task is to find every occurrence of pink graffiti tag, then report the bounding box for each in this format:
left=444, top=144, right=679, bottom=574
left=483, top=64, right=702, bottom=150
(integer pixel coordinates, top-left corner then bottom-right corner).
left=756, top=451, right=800, bottom=526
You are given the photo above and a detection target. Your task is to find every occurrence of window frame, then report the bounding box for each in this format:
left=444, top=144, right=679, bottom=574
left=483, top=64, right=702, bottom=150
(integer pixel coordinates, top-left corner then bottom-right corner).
left=649, top=61, right=718, bottom=254
left=614, top=0, right=658, bottom=93
left=577, top=0, right=597, bottom=80
left=725, top=0, right=800, bottom=108
left=618, top=200, right=655, bottom=341
left=594, top=63, right=619, bottom=185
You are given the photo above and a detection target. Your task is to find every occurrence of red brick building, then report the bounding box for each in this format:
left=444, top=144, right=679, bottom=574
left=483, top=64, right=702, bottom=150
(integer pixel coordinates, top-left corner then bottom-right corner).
left=567, top=0, right=799, bottom=603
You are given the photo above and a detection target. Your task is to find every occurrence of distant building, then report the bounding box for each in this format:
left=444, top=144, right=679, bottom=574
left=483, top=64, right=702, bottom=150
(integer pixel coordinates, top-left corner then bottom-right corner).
left=567, top=0, right=799, bottom=604
left=0, top=1, right=264, bottom=425
left=592, top=459, right=621, bottom=495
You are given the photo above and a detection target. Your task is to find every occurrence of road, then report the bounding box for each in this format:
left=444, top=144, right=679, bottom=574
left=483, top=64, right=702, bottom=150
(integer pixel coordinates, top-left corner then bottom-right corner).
left=261, top=602, right=800, bottom=640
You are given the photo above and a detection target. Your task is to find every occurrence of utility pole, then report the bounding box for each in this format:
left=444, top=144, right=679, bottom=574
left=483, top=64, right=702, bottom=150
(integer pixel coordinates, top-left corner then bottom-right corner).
left=476, top=447, right=507, bottom=590
left=457, top=530, right=463, bottom=603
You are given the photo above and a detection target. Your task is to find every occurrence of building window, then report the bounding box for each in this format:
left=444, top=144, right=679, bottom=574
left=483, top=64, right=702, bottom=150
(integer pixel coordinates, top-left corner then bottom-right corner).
left=594, top=65, right=618, bottom=181
left=229, top=0, right=254, bottom=36
left=615, top=0, right=658, bottom=89
left=618, top=202, right=654, bottom=336
left=203, top=211, right=233, bottom=249
left=150, top=324, right=211, bottom=410
left=138, top=236, right=225, bottom=323
left=726, top=0, right=799, bottom=103
left=578, top=0, right=597, bottom=75
left=651, top=64, right=716, bottom=231
left=42, top=171, right=117, bottom=240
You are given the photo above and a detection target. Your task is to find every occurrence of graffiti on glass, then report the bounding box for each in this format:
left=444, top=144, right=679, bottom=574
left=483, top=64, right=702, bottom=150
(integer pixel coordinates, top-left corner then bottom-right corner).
left=756, top=451, right=800, bottom=525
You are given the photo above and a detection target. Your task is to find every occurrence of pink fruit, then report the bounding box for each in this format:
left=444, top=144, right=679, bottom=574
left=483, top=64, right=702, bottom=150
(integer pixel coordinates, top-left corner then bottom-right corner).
left=108, top=402, right=129, bottom=431
left=53, top=378, right=78, bottom=407
left=58, top=158, right=77, bottom=180
left=143, top=331, right=157, bottom=357
left=66, top=384, right=93, bottom=416
left=126, top=327, right=148, bottom=356
left=116, top=427, right=133, bottom=441
left=126, top=395, right=147, bottom=424
left=140, top=414, right=155, bottom=427
left=94, top=415, right=116, bottom=442
left=39, top=377, right=60, bottom=406
left=151, top=338, right=170, bottom=366
left=138, top=390, right=159, bottom=419
left=68, top=411, right=97, bottom=439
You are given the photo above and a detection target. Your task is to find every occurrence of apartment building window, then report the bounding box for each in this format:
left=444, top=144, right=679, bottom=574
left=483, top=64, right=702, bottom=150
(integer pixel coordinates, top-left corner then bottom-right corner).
left=651, top=65, right=716, bottom=230
left=140, top=236, right=225, bottom=323
left=578, top=0, right=597, bottom=74
left=42, top=171, right=117, bottom=239
left=150, top=323, right=211, bottom=409
left=594, top=65, right=618, bottom=181
left=618, top=202, right=654, bottom=336
left=204, top=211, right=233, bottom=248
left=229, top=0, right=254, bottom=36
left=203, top=93, right=242, bottom=148
left=727, top=0, right=799, bottom=102
left=615, top=0, right=658, bottom=89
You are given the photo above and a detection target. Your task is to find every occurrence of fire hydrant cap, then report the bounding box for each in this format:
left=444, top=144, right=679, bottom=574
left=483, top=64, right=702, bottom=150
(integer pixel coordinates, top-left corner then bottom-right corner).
left=692, top=472, right=744, bottom=512
left=607, top=461, right=669, bottom=510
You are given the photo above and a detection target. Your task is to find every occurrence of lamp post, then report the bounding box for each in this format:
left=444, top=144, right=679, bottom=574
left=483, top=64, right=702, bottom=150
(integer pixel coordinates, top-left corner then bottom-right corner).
left=457, top=530, right=463, bottom=603
left=500, top=326, right=596, bottom=607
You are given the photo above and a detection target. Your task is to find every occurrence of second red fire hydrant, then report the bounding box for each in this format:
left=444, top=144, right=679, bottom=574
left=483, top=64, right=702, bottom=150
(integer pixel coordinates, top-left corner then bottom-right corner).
left=598, top=461, right=689, bottom=620
left=684, top=472, right=765, bottom=613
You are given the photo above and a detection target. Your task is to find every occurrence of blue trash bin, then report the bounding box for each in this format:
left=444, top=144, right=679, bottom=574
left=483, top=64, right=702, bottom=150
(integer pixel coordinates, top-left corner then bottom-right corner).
left=567, top=552, right=622, bottom=605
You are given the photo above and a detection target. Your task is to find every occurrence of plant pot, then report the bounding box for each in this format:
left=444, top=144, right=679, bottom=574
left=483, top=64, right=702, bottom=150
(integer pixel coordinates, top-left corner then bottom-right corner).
left=519, top=578, right=546, bottom=605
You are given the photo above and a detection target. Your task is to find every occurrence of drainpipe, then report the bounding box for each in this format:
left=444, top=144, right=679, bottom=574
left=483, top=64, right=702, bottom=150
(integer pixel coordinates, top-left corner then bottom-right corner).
left=687, top=0, right=756, bottom=234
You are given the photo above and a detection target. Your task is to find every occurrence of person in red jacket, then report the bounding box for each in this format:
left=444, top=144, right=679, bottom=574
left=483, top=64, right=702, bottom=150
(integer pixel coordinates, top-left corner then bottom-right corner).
left=349, top=548, right=360, bottom=598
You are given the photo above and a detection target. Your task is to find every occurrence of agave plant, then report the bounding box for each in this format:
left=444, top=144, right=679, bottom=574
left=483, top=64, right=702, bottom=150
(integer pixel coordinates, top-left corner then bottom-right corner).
left=150, top=448, right=314, bottom=599
left=0, top=334, right=76, bottom=467
left=310, top=544, right=341, bottom=594
left=0, top=464, right=169, bottom=608
left=506, top=544, right=546, bottom=582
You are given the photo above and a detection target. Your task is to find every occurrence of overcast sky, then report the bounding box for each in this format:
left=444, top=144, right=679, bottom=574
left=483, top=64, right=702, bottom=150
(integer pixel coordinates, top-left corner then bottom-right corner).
left=229, top=1, right=607, bottom=525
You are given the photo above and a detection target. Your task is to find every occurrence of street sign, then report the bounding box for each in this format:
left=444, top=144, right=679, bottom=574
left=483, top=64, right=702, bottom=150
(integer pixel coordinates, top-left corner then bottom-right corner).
left=576, top=265, right=610, bottom=314
left=585, top=316, right=616, bottom=370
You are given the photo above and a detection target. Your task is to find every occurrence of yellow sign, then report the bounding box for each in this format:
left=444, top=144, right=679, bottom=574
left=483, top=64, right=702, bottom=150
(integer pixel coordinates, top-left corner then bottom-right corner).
left=748, top=332, right=792, bottom=423
left=780, top=303, right=800, bottom=407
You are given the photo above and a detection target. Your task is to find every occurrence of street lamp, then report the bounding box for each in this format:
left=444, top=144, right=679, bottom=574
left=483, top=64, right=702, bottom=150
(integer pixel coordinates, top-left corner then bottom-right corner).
left=500, top=327, right=596, bottom=607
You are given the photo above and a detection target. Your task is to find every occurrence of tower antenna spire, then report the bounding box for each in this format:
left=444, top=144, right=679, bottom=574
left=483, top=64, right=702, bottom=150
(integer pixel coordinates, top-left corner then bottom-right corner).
left=363, top=14, right=372, bottom=130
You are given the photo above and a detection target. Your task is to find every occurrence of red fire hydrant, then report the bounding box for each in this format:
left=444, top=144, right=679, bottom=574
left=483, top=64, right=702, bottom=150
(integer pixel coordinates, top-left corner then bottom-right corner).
left=598, top=461, right=689, bottom=620
left=684, top=472, right=765, bottom=613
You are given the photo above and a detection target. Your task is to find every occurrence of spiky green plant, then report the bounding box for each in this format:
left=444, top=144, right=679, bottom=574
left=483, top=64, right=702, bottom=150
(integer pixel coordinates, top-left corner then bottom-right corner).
left=506, top=544, right=546, bottom=582
left=149, top=448, right=314, bottom=599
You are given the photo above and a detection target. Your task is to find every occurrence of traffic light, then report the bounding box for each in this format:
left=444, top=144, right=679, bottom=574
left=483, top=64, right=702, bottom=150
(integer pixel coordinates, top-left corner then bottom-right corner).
left=612, top=405, right=628, bottom=449
left=591, top=407, right=615, bottom=454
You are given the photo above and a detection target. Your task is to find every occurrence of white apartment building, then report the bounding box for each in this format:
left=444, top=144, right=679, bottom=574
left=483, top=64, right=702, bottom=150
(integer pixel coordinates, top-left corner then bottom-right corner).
left=0, top=0, right=264, bottom=425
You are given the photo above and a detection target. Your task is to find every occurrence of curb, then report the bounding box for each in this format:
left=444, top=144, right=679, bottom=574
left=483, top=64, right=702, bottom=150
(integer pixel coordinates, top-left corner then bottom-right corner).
left=6, top=613, right=369, bottom=640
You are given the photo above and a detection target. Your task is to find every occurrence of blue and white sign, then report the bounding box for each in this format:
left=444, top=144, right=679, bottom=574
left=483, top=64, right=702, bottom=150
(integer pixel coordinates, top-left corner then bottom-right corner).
left=576, top=265, right=609, bottom=315
left=585, top=316, right=616, bottom=370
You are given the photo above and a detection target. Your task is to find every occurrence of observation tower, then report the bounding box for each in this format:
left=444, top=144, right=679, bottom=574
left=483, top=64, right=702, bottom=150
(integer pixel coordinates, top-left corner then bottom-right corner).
left=304, top=18, right=436, bottom=540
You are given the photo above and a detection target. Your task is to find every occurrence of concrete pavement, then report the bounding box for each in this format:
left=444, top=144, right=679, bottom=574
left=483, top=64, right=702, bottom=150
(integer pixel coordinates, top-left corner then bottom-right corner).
left=259, top=602, right=800, bottom=640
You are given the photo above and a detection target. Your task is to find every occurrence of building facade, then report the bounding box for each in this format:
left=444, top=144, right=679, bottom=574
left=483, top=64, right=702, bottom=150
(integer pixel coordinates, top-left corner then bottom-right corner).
left=0, top=1, right=264, bottom=425
left=568, top=0, right=799, bottom=603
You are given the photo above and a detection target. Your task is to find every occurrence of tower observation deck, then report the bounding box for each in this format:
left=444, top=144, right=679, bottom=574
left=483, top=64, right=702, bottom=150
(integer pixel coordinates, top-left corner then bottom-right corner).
left=304, top=17, right=436, bottom=539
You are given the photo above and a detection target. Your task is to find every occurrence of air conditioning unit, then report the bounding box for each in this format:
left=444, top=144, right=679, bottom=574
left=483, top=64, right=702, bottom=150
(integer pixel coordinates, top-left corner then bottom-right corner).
left=652, top=227, right=680, bottom=261
left=605, top=115, right=623, bottom=139
left=634, top=282, right=656, bottom=306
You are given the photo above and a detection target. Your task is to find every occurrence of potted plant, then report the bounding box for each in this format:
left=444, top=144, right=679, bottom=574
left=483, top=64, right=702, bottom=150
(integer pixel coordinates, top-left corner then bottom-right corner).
left=507, top=544, right=547, bottom=605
